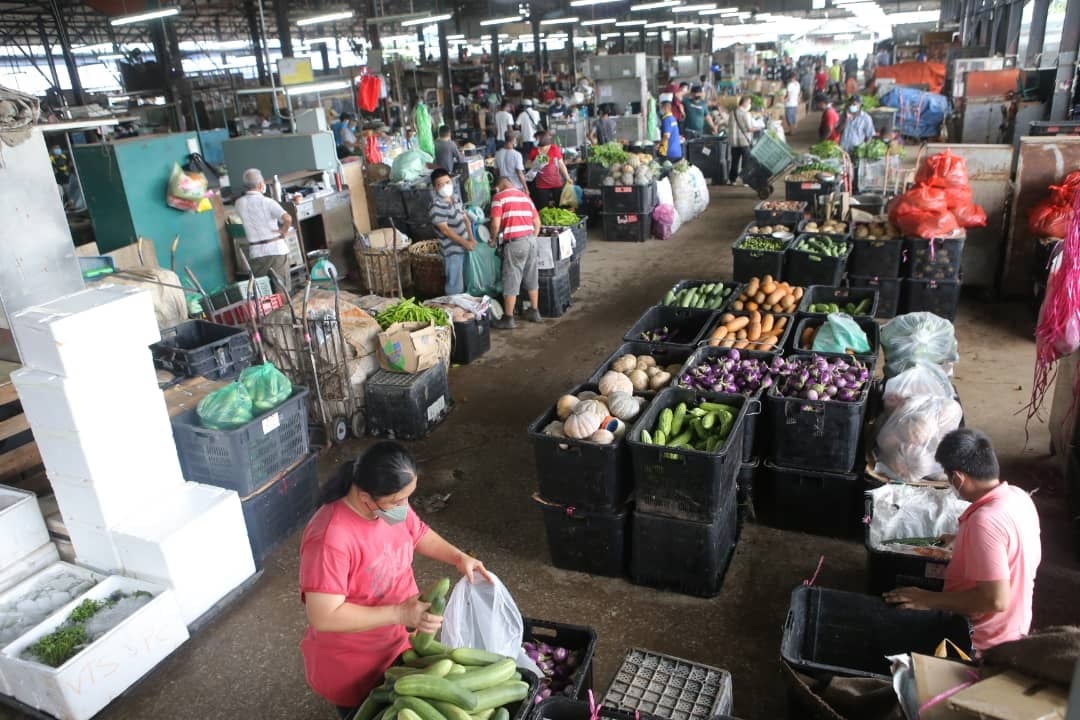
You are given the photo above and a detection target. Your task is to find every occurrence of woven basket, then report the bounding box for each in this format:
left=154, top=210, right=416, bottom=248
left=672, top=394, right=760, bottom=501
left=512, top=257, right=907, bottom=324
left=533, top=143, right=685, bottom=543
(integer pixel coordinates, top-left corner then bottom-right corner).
left=354, top=244, right=409, bottom=296
left=408, top=240, right=445, bottom=299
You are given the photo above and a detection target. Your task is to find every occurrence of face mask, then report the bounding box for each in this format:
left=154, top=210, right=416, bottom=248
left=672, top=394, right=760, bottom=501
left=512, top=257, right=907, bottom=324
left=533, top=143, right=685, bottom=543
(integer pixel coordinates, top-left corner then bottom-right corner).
left=848, top=107, right=858, bottom=115
left=52, top=148, right=62, bottom=156
left=437, top=184, right=454, bottom=199
left=948, top=474, right=963, bottom=500
left=375, top=501, right=409, bottom=525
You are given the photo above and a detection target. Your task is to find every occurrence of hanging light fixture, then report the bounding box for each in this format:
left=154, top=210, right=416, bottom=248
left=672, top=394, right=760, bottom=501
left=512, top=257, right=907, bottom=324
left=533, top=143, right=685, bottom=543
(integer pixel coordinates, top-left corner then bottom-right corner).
left=296, top=10, right=354, bottom=27
left=109, top=7, right=180, bottom=26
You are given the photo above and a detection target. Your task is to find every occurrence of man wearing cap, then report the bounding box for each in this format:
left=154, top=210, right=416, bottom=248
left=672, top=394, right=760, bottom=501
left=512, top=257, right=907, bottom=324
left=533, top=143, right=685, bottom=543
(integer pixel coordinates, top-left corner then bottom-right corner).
left=683, top=85, right=707, bottom=139
left=489, top=176, right=543, bottom=329
left=838, top=96, right=876, bottom=154
left=658, top=95, right=683, bottom=162
left=517, top=100, right=542, bottom=156
left=235, top=168, right=293, bottom=295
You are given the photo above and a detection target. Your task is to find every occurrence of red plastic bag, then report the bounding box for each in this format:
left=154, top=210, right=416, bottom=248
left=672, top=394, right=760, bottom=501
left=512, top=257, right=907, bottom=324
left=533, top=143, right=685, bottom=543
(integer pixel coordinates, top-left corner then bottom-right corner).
left=1051, top=171, right=1080, bottom=205
left=953, top=203, right=987, bottom=229
left=358, top=75, right=381, bottom=112
left=364, top=134, right=382, bottom=164
left=911, top=209, right=960, bottom=239
left=915, top=150, right=970, bottom=189
left=1029, top=199, right=1073, bottom=239
left=943, top=185, right=973, bottom=210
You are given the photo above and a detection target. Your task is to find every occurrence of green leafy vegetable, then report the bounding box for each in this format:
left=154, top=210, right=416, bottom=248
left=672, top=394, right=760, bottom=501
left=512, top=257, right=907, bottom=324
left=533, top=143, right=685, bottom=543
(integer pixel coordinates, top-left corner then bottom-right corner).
left=375, top=298, right=450, bottom=329
left=792, top=161, right=837, bottom=174
left=750, top=95, right=765, bottom=110
left=539, top=207, right=581, bottom=226
left=809, top=141, right=843, bottom=159
left=27, top=625, right=88, bottom=668
left=588, top=142, right=629, bottom=168
left=860, top=94, right=881, bottom=110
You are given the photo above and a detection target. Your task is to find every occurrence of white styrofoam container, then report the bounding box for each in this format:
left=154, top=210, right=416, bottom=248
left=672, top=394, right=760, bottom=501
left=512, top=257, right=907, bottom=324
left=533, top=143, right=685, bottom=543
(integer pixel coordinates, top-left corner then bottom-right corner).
left=0, top=544, right=59, bottom=596
left=0, top=486, right=51, bottom=571
left=112, top=482, right=256, bottom=625
left=63, top=520, right=123, bottom=574
left=53, top=539, right=75, bottom=564
left=0, top=575, right=188, bottom=720
left=48, top=471, right=182, bottom=532
left=11, top=285, right=161, bottom=379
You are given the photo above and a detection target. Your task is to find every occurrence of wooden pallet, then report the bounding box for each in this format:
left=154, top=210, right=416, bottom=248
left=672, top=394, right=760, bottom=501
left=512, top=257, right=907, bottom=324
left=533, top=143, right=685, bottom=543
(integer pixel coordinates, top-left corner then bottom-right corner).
left=0, top=367, right=47, bottom=496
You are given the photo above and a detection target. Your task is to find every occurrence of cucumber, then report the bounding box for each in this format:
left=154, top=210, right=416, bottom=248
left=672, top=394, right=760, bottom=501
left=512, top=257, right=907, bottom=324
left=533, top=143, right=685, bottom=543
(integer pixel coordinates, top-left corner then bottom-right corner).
left=432, top=702, right=475, bottom=720
left=493, top=708, right=510, bottom=720
left=395, top=675, right=479, bottom=711
left=354, top=694, right=385, bottom=720
left=447, top=664, right=467, bottom=675
left=423, top=659, right=454, bottom=677
left=702, top=412, right=716, bottom=430
left=424, top=640, right=450, bottom=656
left=658, top=408, right=673, bottom=436
left=641, top=429, right=653, bottom=445
left=663, top=290, right=675, bottom=305
left=403, top=650, right=421, bottom=665
left=449, top=648, right=507, bottom=666
left=387, top=666, right=428, bottom=681
left=412, top=592, right=450, bottom=654
left=671, top=403, right=687, bottom=435
left=667, top=430, right=693, bottom=448
left=396, top=696, right=449, bottom=720
left=472, top=681, right=530, bottom=712
left=399, top=709, right=425, bottom=720
left=653, top=429, right=667, bottom=445
left=449, top=658, right=516, bottom=691
left=470, top=711, right=495, bottom=720
left=407, top=654, right=452, bottom=668
left=370, top=685, right=398, bottom=704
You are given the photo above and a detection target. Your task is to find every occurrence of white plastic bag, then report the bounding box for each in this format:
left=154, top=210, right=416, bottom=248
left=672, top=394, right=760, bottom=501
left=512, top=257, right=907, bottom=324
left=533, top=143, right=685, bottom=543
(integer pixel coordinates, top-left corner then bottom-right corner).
left=881, top=312, right=959, bottom=378
left=866, top=483, right=968, bottom=552
left=440, top=575, right=540, bottom=675
left=655, top=177, right=674, bottom=207
left=874, top=395, right=963, bottom=482
left=881, top=362, right=954, bottom=414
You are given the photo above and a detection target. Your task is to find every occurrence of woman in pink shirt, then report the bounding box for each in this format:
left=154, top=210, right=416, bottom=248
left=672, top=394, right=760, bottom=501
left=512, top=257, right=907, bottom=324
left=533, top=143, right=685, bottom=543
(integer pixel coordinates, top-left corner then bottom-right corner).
left=299, top=442, right=492, bottom=718
left=884, top=429, right=1042, bottom=652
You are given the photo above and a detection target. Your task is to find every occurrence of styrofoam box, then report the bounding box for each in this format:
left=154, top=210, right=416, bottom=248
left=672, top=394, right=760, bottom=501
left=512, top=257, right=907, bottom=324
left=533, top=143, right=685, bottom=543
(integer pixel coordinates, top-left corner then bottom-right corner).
left=53, top=538, right=75, bottom=564
left=0, top=575, right=188, bottom=720
left=0, top=486, right=50, bottom=571
left=112, top=482, right=256, bottom=625
left=49, top=471, right=180, bottom=532
left=0, top=544, right=59, bottom=596
left=11, top=285, right=161, bottom=379
left=63, top=520, right=123, bottom=574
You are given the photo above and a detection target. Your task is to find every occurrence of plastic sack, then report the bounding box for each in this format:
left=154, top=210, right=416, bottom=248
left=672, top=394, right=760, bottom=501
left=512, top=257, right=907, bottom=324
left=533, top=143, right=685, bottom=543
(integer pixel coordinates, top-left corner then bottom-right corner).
left=881, top=312, right=959, bottom=377
left=415, top=104, right=435, bottom=158
left=865, top=483, right=969, bottom=551
left=365, top=135, right=383, bottom=165
left=390, top=150, right=435, bottom=183
left=238, top=362, right=293, bottom=413
left=166, top=162, right=209, bottom=212
left=875, top=394, right=964, bottom=482
left=915, top=150, right=969, bottom=189
left=1028, top=199, right=1073, bottom=239
left=1051, top=170, right=1080, bottom=204
left=441, top=575, right=540, bottom=676
left=910, top=209, right=960, bottom=239
left=359, top=75, right=381, bottom=112
left=812, top=313, right=871, bottom=355
left=953, top=202, right=987, bottom=229
left=184, top=152, right=220, bottom=189
left=651, top=203, right=681, bottom=240
left=882, top=362, right=955, bottom=413
left=196, top=382, right=254, bottom=429
left=655, top=176, right=674, bottom=206
left=465, top=240, right=502, bottom=297
left=559, top=182, right=579, bottom=210
left=646, top=96, right=660, bottom=142
left=942, top=185, right=973, bottom=210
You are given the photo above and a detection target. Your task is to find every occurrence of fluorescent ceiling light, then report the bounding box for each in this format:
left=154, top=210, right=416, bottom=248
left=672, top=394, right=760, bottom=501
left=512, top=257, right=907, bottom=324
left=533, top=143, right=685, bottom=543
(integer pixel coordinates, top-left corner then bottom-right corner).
left=886, top=9, right=939, bottom=21
left=446, top=34, right=465, bottom=39
left=110, top=7, right=179, bottom=26
left=671, top=3, right=715, bottom=11
left=296, top=10, right=354, bottom=26
left=570, top=0, right=621, bottom=5
left=581, top=17, right=617, bottom=25
left=96, top=53, right=126, bottom=61
left=285, top=80, right=351, bottom=96
left=699, top=7, right=736, bottom=13
left=401, top=13, right=451, bottom=26
left=540, top=16, right=579, bottom=25
left=480, top=15, right=524, bottom=25
left=614, top=19, right=648, bottom=26
left=631, top=1, right=682, bottom=10
left=600, top=32, right=621, bottom=38
left=645, top=20, right=669, bottom=27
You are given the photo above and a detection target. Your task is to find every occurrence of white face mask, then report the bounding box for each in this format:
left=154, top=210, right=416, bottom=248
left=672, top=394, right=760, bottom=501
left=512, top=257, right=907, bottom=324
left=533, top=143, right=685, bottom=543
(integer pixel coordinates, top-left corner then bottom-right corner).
left=437, top=184, right=454, bottom=199
left=948, top=474, right=963, bottom=500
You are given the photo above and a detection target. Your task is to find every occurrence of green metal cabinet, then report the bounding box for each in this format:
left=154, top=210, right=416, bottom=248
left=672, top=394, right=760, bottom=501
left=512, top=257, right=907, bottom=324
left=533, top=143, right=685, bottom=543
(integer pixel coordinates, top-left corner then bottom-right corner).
left=74, top=133, right=227, bottom=291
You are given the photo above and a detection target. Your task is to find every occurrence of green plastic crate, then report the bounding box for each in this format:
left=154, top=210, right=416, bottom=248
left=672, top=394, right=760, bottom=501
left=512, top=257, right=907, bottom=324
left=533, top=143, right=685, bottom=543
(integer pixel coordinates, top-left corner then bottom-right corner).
left=749, top=132, right=797, bottom=176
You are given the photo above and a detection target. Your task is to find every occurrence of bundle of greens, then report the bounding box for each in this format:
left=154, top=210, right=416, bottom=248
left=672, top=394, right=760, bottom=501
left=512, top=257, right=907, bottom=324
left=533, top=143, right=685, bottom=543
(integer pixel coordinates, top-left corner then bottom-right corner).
left=375, top=297, right=450, bottom=329
left=588, top=142, right=629, bottom=168
left=809, top=140, right=843, bottom=159
left=539, top=207, right=582, bottom=227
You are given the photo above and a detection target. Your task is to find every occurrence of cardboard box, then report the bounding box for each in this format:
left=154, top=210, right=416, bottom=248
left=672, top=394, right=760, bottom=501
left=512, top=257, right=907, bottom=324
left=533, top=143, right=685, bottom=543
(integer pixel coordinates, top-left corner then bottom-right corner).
left=948, top=670, right=1069, bottom=719
left=378, top=321, right=441, bottom=374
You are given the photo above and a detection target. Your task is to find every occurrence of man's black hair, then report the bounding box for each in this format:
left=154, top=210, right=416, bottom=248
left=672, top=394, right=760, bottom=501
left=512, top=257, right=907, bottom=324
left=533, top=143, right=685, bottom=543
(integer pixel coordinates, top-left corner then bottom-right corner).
left=935, top=428, right=1000, bottom=481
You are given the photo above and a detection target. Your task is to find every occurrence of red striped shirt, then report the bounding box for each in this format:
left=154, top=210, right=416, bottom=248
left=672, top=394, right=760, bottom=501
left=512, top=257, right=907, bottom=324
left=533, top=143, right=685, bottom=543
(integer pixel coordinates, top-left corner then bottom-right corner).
left=490, top=188, right=539, bottom=240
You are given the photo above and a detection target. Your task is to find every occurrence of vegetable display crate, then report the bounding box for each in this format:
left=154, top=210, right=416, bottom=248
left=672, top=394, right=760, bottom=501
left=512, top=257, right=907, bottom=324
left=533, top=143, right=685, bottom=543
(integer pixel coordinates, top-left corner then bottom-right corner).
left=569, top=257, right=582, bottom=295
left=171, top=386, right=310, bottom=497
left=540, top=257, right=573, bottom=280
left=785, top=178, right=836, bottom=203
left=781, top=585, right=972, bottom=680
left=797, top=285, right=879, bottom=319
left=784, top=238, right=851, bottom=287
left=209, top=293, right=285, bottom=326
left=451, top=314, right=491, bottom=365
left=902, top=236, right=965, bottom=280
left=0, top=486, right=50, bottom=572
left=538, top=265, right=573, bottom=318
left=847, top=275, right=901, bottom=319
left=401, top=185, right=439, bottom=223
left=863, top=494, right=948, bottom=596
left=699, top=312, right=793, bottom=356
left=602, top=212, right=652, bottom=243
left=365, top=363, right=452, bottom=441
left=523, top=618, right=598, bottom=699
left=732, top=234, right=791, bottom=283
left=240, top=452, right=319, bottom=568
left=534, top=496, right=628, bottom=577
left=540, top=229, right=576, bottom=266
left=371, top=180, right=407, bottom=217
left=588, top=343, right=693, bottom=387
left=764, top=383, right=867, bottom=473
left=756, top=460, right=864, bottom=538
left=528, top=383, right=633, bottom=511
left=624, top=306, right=717, bottom=348
left=206, top=277, right=273, bottom=312
left=868, top=108, right=897, bottom=135
left=534, top=698, right=675, bottom=720
left=150, top=320, right=254, bottom=381
left=736, top=457, right=758, bottom=528
left=796, top=220, right=851, bottom=243
left=602, top=182, right=657, bottom=213
left=901, top=278, right=961, bottom=321
left=585, top=163, right=608, bottom=188
left=662, top=280, right=742, bottom=312
left=602, top=648, right=734, bottom=720
left=630, top=487, right=738, bottom=597
left=849, top=237, right=903, bottom=277
left=626, top=388, right=748, bottom=523
left=749, top=131, right=797, bottom=176
left=789, top=315, right=880, bottom=367
left=754, top=201, right=807, bottom=226
left=686, top=137, right=728, bottom=184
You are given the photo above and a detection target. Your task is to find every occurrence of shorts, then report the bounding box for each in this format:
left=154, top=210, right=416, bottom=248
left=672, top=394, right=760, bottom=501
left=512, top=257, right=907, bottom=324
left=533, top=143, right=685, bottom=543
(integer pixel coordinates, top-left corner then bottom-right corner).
left=785, top=106, right=798, bottom=126
left=501, top=235, right=538, bottom=297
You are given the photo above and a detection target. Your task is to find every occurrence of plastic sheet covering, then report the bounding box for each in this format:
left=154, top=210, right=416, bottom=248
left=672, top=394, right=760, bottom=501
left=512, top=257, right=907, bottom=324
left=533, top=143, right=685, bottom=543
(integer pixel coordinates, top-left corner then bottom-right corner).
left=881, top=312, right=959, bottom=378
left=879, top=87, right=949, bottom=139
left=103, top=269, right=189, bottom=329
left=874, top=394, right=963, bottom=482
left=866, top=483, right=968, bottom=553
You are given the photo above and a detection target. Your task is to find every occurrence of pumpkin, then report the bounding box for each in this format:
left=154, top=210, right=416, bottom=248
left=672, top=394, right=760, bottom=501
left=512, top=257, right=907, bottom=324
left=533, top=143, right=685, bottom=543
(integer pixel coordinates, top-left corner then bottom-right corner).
left=628, top=369, right=649, bottom=392
left=577, top=390, right=600, bottom=401
left=611, top=354, right=638, bottom=374
left=556, top=395, right=579, bottom=420
left=607, top=391, right=641, bottom=422
left=542, top=421, right=565, bottom=437
left=564, top=407, right=602, bottom=439
left=588, top=429, right=615, bottom=445
left=648, top=370, right=672, bottom=390
left=598, top=371, right=633, bottom=396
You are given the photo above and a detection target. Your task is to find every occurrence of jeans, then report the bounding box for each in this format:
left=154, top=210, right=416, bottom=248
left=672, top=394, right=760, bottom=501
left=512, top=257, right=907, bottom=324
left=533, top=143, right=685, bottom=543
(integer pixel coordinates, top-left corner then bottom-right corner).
left=443, top=252, right=465, bottom=296
left=785, top=106, right=797, bottom=127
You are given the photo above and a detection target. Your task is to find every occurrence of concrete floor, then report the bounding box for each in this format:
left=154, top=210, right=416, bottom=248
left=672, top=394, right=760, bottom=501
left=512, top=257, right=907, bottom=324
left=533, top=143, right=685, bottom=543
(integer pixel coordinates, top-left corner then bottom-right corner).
left=6, top=124, right=1080, bottom=720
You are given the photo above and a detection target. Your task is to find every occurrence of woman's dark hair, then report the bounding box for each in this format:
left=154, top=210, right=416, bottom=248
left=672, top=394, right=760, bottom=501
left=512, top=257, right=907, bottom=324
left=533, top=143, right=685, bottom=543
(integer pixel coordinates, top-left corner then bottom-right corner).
left=739, top=95, right=752, bottom=107
left=935, top=428, right=999, bottom=481
left=320, top=441, right=417, bottom=505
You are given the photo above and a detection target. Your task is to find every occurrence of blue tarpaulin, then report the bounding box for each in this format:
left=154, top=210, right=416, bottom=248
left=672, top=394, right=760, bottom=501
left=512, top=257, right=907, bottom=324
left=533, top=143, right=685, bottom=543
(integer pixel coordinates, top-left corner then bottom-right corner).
left=880, top=87, right=950, bottom=139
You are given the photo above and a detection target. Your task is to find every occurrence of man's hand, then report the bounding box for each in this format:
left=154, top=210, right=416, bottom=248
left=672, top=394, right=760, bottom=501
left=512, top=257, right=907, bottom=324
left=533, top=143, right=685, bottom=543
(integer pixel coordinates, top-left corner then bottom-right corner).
left=456, top=554, right=493, bottom=583
left=938, top=533, right=956, bottom=548
left=398, top=595, right=443, bottom=634
left=883, top=586, right=935, bottom=611
left=465, top=238, right=477, bottom=252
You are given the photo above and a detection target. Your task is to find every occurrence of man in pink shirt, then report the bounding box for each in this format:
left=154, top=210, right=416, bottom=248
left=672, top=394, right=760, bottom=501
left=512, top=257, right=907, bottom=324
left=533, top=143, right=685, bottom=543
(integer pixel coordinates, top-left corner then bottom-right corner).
left=884, top=428, right=1042, bottom=652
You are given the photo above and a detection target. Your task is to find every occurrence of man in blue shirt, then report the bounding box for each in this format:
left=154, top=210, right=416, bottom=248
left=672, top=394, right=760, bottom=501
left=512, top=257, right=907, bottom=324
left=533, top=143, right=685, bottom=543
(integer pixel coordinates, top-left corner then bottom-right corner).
left=659, top=94, right=683, bottom=162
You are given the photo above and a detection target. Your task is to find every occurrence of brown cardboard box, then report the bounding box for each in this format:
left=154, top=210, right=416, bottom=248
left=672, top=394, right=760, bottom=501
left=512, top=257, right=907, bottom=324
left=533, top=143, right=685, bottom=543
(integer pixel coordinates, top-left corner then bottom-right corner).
left=377, top=321, right=441, bottom=373
left=912, top=654, right=976, bottom=720
left=948, top=670, right=1068, bottom=720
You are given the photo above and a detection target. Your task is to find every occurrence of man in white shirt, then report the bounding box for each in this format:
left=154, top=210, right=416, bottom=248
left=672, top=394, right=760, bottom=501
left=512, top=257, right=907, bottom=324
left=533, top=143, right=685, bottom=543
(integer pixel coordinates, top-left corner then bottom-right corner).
left=517, top=99, right=541, bottom=155
left=494, top=132, right=528, bottom=191
left=784, top=76, right=802, bottom=133
left=494, top=103, right=514, bottom=143
left=234, top=168, right=293, bottom=295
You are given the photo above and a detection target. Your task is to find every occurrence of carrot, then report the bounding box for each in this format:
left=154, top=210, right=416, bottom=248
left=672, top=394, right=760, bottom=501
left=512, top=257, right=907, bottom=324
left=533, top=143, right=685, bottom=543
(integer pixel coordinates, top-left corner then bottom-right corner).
left=762, top=274, right=774, bottom=285
left=766, top=287, right=788, bottom=306
left=775, top=316, right=788, bottom=329
left=801, top=327, right=816, bottom=347
left=745, top=301, right=758, bottom=312
left=754, top=291, right=766, bottom=304
left=720, top=337, right=737, bottom=348
left=745, top=278, right=760, bottom=298
left=762, top=314, right=775, bottom=333
left=747, top=322, right=762, bottom=342
left=732, top=301, right=744, bottom=311
left=725, top=316, right=750, bottom=332
left=733, top=339, right=750, bottom=350
left=721, top=313, right=734, bottom=323
left=792, top=287, right=804, bottom=300
left=758, top=335, right=778, bottom=350
left=750, top=310, right=761, bottom=324
left=709, top=325, right=728, bottom=344
left=761, top=280, right=777, bottom=295
left=736, top=329, right=748, bottom=340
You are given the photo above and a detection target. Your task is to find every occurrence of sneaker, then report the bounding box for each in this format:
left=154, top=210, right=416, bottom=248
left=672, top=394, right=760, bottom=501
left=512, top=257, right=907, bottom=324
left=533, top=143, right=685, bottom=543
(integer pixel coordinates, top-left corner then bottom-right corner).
left=491, top=315, right=517, bottom=330
left=525, top=308, right=543, bottom=324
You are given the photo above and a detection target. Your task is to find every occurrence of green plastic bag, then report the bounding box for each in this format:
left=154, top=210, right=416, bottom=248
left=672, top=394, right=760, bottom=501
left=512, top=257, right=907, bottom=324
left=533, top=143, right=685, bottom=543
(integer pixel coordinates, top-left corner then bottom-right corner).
left=197, top=382, right=254, bottom=430
left=812, top=313, right=871, bottom=355
left=390, top=149, right=434, bottom=183
left=239, top=362, right=293, bottom=413
left=414, top=103, right=435, bottom=157
left=465, top=239, right=502, bottom=298
left=646, top=96, right=661, bottom=142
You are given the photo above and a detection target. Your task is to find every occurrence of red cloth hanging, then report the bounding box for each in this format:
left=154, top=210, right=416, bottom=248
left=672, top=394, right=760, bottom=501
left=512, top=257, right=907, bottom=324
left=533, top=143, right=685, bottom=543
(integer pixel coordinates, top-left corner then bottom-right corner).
left=358, top=75, right=381, bottom=113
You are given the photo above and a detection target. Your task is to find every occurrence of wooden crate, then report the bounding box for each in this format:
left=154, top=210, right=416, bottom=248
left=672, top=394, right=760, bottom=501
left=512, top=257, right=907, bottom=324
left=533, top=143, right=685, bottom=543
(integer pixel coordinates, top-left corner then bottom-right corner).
left=0, top=370, right=46, bottom=496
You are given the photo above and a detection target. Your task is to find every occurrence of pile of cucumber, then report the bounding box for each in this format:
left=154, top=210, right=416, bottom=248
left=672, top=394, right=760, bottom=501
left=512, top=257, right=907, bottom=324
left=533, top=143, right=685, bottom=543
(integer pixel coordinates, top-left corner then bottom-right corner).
left=662, top=282, right=734, bottom=310
left=639, top=400, right=738, bottom=452
left=792, top=235, right=849, bottom=258
left=808, top=299, right=873, bottom=316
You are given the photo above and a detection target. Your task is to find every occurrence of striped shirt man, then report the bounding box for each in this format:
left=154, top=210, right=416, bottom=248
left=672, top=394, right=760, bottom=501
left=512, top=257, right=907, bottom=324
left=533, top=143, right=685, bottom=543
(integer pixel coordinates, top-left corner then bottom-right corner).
left=489, top=186, right=538, bottom=241
left=429, top=193, right=470, bottom=257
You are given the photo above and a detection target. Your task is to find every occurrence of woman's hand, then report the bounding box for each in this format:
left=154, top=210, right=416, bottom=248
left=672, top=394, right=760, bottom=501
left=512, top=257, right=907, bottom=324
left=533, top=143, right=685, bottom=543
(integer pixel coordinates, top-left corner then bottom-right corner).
left=398, top=595, right=444, bottom=634
left=456, top=554, right=494, bottom=584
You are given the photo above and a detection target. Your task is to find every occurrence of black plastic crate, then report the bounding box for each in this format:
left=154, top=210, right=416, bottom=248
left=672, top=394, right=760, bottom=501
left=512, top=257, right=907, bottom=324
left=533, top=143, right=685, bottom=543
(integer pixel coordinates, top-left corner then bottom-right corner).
left=864, top=494, right=948, bottom=596
left=171, top=387, right=310, bottom=496
left=534, top=698, right=660, bottom=720
left=754, top=201, right=806, bottom=226
left=847, top=275, right=902, bottom=319
left=540, top=257, right=573, bottom=279
left=535, top=495, right=628, bottom=577
left=602, top=648, right=734, bottom=719
left=240, top=452, right=319, bottom=568
left=569, top=257, right=581, bottom=294
left=451, top=314, right=490, bottom=365
left=781, top=585, right=972, bottom=680
left=850, top=237, right=903, bottom=277
left=528, top=383, right=633, bottom=511
left=737, top=457, right=758, bottom=527
left=602, top=212, right=652, bottom=243
left=699, top=311, right=794, bottom=355
left=150, top=320, right=254, bottom=381
left=686, top=137, right=727, bottom=183
left=584, top=163, right=608, bottom=188
left=785, top=178, right=836, bottom=203
left=602, top=182, right=657, bottom=213
left=756, top=460, right=864, bottom=538
left=788, top=315, right=880, bottom=367
left=1030, top=120, right=1080, bottom=136
left=765, top=383, right=867, bottom=473
left=405, top=221, right=438, bottom=241
left=785, top=238, right=851, bottom=287
left=732, top=234, right=791, bottom=283
left=588, top=342, right=693, bottom=387
left=903, top=236, right=965, bottom=280
left=626, top=388, right=748, bottom=522
left=523, top=618, right=598, bottom=699
left=798, top=285, right=879, bottom=318
left=796, top=219, right=851, bottom=242
left=365, top=363, right=452, bottom=441
left=623, top=305, right=717, bottom=348
left=901, top=278, right=961, bottom=321
left=539, top=266, right=573, bottom=318
left=371, top=181, right=406, bottom=217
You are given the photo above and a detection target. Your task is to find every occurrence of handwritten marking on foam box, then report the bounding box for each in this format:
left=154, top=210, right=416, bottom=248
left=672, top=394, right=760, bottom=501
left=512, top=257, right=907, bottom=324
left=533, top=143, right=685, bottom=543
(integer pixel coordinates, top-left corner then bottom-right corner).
left=261, top=412, right=281, bottom=435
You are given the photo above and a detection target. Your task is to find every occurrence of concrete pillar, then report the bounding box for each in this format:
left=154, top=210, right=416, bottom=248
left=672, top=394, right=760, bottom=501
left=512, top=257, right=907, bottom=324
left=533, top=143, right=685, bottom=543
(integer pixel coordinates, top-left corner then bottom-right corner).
left=1025, top=0, right=1050, bottom=67
left=569, top=26, right=577, bottom=80
left=439, top=22, right=455, bottom=131
left=275, top=0, right=293, bottom=58
left=532, top=16, right=542, bottom=78
left=1050, top=0, right=1080, bottom=119
left=491, top=31, right=503, bottom=97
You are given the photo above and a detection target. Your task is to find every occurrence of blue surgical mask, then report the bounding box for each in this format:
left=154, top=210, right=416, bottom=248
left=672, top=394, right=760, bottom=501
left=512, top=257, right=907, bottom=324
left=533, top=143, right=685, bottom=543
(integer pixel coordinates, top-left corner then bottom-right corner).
left=52, top=148, right=62, bottom=156
left=375, top=501, right=409, bottom=525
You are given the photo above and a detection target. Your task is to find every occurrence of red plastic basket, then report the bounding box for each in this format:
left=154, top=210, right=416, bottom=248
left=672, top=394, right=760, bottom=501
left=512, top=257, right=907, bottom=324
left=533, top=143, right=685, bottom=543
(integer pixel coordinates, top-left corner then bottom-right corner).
left=210, top=293, right=285, bottom=326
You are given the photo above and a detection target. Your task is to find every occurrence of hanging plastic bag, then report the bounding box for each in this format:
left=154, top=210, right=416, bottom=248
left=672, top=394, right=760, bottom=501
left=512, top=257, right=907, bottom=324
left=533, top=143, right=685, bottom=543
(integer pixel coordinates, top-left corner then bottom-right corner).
left=166, top=162, right=209, bottom=212
left=1028, top=198, right=1073, bottom=239
left=359, top=75, right=381, bottom=112
left=239, top=363, right=293, bottom=413
left=365, top=135, right=383, bottom=165
left=559, top=182, right=579, bottom=210
left=881, top=312, right=960, bottom=378
left=465, top=236, right=502, bottom=297
left=646, top=96, right=660, bottom=142
left=414, top=104, right=435, bottom=157
left=953, top=202, right=987, bottom=229
left=811, top=313, right=871, bottom=355
left=197, top=382, right=254, bottom=429
left=390, top=150, right=435, bottom=183
left=440, top=575, right=540, bottom=675
left=875, top=394, right=964, bottom=482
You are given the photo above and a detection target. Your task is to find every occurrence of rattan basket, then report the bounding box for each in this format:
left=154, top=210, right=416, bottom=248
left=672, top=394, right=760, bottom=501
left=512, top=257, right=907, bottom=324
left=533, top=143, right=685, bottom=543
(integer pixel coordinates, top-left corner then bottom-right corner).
left=408, top=240, right=445, bottom=299
left=354, top=239, right=409, bottom=297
